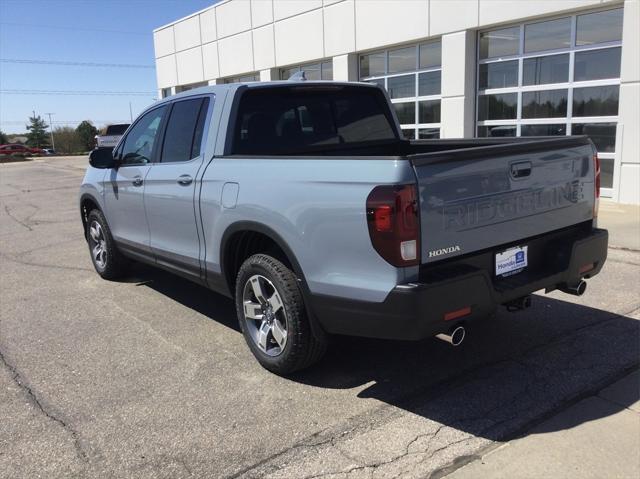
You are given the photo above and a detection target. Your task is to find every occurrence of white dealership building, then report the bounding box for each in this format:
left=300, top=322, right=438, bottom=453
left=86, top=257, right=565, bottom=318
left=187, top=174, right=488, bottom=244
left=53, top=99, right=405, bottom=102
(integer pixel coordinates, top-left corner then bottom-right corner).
left=154, top=0, right=639, bottom=203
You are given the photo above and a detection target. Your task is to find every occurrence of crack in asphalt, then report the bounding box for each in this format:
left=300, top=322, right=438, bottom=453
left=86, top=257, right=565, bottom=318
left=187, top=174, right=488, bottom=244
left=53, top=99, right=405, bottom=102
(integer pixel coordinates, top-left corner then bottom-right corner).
left=2, top=203, right=33, bottom=231
left=0, top=250, right=93, bottom=272
left=0, top=346, right=89, bottom=462
left=230, top=303, right=640, bottom=479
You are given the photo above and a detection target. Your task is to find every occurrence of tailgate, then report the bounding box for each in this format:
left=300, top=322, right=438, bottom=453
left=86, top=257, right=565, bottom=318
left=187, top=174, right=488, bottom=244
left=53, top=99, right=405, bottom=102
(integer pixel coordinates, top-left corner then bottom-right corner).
left=411, top=137, right=597, bottom=265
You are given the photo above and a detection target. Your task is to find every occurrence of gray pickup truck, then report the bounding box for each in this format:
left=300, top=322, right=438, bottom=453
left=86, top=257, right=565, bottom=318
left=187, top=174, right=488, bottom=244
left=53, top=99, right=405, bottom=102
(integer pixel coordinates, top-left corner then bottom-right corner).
left=80, top=80, right=608, bottom=374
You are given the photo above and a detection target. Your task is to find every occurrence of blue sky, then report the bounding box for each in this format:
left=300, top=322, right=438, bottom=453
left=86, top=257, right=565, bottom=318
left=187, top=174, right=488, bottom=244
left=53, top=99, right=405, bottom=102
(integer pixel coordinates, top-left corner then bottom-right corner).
left=0, top=0, right=215, bottom=134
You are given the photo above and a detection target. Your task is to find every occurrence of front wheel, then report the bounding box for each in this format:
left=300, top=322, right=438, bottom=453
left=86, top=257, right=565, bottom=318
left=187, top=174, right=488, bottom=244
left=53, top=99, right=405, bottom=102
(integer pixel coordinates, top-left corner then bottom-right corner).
left=86, top=209, right=128, bottom=280
left=235, top=254, right=327, bottom=374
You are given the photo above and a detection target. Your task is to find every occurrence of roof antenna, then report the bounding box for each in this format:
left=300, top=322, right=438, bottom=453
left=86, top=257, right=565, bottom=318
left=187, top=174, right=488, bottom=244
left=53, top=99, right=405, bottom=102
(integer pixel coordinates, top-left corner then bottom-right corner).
left=289, top=71, right=307, bottom=81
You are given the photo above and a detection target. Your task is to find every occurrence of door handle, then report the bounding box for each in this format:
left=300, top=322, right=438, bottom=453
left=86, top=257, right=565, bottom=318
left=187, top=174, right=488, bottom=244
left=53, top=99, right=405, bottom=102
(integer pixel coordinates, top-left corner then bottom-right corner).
left=510, top=161, right=532, bottom=179
left=132, top=176, right=143, bottom=187
left=177, top=175, right=193, bottom=186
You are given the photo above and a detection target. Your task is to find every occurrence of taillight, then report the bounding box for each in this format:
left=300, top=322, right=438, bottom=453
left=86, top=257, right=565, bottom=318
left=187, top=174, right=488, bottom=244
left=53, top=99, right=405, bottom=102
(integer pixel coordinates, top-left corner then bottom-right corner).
left=366, top=184, right=420, bottom=267
left=594, top=153, right=600, bottom=218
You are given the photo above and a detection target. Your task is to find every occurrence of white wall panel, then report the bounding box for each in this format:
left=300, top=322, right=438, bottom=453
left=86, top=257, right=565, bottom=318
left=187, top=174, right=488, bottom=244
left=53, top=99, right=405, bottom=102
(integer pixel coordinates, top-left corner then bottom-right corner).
left=324, top=0, right=355, bottom=56
left=202, top=42, right=220, bottom=80
left=355, top=0, right=428, bottom=51
left=478, top=0, right=601, bottom=27
left=441, top=32, right=468, bottom=98
left=174, top=16, right=201, bottom=52
left=156, top=54, right=177, bottom=88
left=216, top=0, right=252, bottom=38
left=621, top=0, right=639, bottom=83
left=332, top=53, right=358, bottom=81
left=274, top=0, right=322, bottom=21
left=324, top=0, right=345, bottom=5
left=618, top=164, right=640, bottom=203
left=251, top=0, right=273, bottom=27
left=176, top=47, right=204, bottom=85
left=154, top=27, right=175, bottom=58
left=200, top=8, right=217, bottom=43
left=274, top=9, right=324, bottom=66
left=253, top=24, right=276, bottom=70
left=619, top=82, right=640, bottom=164
left=218, top=31, right=254, bottom=76
left=430, top=0, right=479, bottom=35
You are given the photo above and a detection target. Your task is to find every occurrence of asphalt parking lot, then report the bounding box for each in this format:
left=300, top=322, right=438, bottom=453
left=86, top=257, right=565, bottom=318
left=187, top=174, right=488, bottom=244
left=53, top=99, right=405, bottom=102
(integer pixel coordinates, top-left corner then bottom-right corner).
left=1, top=156, right=639, bottom=478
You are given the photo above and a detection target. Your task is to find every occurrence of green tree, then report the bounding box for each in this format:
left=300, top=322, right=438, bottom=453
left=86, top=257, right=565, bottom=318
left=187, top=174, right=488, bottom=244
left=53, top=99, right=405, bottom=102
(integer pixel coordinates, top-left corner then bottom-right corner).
left=25, top=115, right=50, bottom=148
left=0, top=130, right=8, bottom=144
left=52, top=126, right=82, bottom=154
left=75, top=120, right=98, bottom=151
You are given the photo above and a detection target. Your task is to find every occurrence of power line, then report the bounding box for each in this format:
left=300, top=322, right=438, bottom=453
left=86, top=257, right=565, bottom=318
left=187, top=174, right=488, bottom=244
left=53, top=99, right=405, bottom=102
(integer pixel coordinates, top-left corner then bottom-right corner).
left=0, top=89, right=156, bottom=96
left=1, top=120, right=130, bottom=125
left=0, top=21, right=147, bottom=35
left=0, top=58, right=155, bottom=69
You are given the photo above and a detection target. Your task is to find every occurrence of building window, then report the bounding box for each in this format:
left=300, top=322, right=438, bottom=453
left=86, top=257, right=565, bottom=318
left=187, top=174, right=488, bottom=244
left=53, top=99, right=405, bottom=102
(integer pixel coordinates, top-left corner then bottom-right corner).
left=161, top=88, right=172, bottom=98
left=280, top=61, right=333, bottom=81
left=360, top=40, right=442, bottom=139
left=477, top=7, right=623, bottom=191
left=176, top=82, right=207, bottom=93
left=223, top=74, right=259, bottom=83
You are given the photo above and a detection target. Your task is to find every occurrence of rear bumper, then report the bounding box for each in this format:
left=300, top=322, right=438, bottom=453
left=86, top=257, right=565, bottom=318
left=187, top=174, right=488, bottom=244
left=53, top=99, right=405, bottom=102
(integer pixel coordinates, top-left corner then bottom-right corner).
left=312, top=226, right=608, bottom=340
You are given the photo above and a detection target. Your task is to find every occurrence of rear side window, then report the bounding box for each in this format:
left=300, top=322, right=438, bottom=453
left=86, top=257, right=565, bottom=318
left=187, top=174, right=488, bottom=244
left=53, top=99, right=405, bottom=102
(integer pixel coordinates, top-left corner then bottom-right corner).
left=232, top=86, right=397, bottom=155
left=161, top=97, right=210, bottom=163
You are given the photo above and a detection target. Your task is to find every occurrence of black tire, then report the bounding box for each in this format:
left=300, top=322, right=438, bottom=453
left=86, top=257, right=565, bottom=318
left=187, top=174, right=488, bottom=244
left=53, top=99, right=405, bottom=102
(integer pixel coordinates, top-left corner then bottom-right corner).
left=86, top=209, right=129, bottom=280
left=235, top=254, right=327, bottom=375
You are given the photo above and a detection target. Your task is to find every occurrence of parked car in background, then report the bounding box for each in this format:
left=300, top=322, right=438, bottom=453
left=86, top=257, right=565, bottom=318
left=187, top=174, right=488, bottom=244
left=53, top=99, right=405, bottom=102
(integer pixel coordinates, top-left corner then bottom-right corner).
left=0, top=144, right=30, bottom=155
left=42, top=148, right=56, bottom=156
left=95, top=124, right=129, bottom=149
left=0, top=144, right=48, bottom=156
left=80, top=81, right=608, bottom=374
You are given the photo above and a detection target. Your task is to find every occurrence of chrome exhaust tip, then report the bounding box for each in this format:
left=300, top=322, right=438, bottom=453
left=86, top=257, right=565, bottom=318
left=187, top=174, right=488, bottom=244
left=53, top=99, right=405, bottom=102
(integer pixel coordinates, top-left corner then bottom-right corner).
left=560, top=280, right=587, bottom=296
left=436, top=326, right=466, bottom=347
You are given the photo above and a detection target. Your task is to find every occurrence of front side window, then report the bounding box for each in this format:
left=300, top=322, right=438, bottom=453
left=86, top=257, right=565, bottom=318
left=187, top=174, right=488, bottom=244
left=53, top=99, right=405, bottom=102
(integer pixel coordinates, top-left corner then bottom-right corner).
left=161, top=98, right=210, bottom=163
left=120, top=106, right=167, bottom=166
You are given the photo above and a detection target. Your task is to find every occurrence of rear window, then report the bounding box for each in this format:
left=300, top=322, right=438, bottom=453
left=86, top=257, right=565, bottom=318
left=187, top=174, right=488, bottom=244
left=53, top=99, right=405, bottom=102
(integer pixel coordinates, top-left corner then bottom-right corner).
left=105, top=124, right=129, bottom=135
left=232, top=86, right=397, bottom=155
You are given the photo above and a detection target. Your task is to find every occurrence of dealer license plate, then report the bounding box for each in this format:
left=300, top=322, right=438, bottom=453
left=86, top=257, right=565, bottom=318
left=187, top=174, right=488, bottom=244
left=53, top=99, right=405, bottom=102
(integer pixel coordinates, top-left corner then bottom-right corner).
left=495, top=246, right=528, bottom=277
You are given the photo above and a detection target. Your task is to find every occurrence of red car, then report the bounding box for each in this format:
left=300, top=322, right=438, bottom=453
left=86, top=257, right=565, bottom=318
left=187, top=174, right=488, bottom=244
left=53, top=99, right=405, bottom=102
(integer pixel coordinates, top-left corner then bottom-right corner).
left=0, top=144, right=43, bottom=155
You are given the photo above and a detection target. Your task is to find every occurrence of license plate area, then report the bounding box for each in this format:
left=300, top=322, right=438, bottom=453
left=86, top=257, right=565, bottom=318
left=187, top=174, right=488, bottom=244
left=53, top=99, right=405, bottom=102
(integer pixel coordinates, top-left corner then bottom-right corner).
left=495, top=246, right=528, bottom=277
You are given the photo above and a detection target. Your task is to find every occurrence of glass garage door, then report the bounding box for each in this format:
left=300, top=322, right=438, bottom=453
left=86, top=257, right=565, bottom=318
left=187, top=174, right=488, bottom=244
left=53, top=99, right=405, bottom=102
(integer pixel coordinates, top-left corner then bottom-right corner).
left=360, top=41, right=442, bottom=140
left=477, top=8, right=623, bottom=196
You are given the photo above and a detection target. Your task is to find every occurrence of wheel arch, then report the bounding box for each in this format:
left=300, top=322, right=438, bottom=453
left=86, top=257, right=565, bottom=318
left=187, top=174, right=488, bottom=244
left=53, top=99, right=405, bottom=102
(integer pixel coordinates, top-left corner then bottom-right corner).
left=219, top=221, right=326, bottom=339
left=79, top=193, right=103, bottom=238
left=220, top=221, right=306, bottom=294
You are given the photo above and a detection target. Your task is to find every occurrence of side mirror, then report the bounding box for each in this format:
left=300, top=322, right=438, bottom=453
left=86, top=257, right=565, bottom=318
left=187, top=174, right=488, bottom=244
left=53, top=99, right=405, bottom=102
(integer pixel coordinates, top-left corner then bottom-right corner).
left=89, top=148, right=117, bottom=169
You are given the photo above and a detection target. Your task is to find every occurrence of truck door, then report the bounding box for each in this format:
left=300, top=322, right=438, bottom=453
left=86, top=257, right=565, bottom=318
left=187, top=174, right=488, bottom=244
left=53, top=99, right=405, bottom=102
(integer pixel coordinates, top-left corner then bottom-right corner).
left=104, top=105, right=167, bottom=257
left=143, top=96, right=211, bottom=283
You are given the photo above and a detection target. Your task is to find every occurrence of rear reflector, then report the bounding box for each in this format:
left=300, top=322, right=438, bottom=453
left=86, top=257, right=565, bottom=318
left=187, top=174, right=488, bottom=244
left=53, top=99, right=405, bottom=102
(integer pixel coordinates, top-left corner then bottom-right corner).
left=444, top=306, right=472, bottom=321
left=579, top=263, right=595, bottom=274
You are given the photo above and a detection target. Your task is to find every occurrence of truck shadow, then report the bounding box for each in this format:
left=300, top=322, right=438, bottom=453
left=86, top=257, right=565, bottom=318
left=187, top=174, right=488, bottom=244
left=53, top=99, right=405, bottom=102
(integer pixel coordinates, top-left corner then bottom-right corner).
left=131, top=261, right=639, bottom=441
left=294, top=297, right=640, bottom=441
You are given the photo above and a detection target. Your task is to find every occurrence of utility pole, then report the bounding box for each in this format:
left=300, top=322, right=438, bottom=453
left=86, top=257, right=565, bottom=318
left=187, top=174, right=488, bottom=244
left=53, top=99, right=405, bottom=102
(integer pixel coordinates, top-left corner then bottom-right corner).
left=45, top=113, right=55, bottom=151
left=129, top=102, right=133, bottom=122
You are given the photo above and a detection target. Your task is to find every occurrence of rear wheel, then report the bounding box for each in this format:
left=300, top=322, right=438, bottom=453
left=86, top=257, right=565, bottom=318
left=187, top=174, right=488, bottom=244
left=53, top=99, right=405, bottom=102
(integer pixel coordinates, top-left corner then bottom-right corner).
left=86, top=209, right=128, bottom=280
left=235, top=254, right=326, bottom=374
